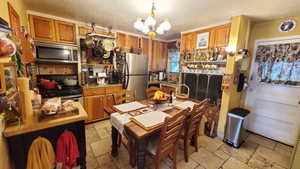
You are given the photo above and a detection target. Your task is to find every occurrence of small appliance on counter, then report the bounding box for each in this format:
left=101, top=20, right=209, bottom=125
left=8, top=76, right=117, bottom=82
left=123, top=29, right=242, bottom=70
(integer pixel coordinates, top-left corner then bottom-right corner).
left=96, top=72, right=107, bottom=85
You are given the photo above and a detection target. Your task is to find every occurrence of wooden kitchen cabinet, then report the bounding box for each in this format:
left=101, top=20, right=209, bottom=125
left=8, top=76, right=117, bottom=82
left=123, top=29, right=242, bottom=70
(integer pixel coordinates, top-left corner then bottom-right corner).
left=83, top=85, right=122, bottom=122
left=29, top=15, right=56, bottom=42
left=29, top=14, right=76, bottom=44
left=214, top=24, right=230, bottom=47
left=116, top=32, right=140, bottom=52
left=126, top=34, right=140, bottom=51
left=54, top=20, right=76, bottom=44
left=116, top=32, right=126, bottom=49
left=150, top=40, right=168, bottom=71
left=84, top=95, right=105, bottom=122
left=8, top=2, right=21, bottom=38
left=141, top=38, right=150, bottom=56
left=180, top=24, right=231, bottom=52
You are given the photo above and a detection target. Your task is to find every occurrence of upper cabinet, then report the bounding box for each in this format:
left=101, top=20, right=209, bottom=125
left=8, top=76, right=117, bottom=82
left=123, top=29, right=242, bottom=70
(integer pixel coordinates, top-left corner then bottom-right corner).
left=150, top=40, right=168, bottom=72
left=55, top=20, right=76, bottom=44
left=116, top=33, right=140, bottom=52
left=29, top=15, right=56, bottom=42
left=214, top=24, right=230, bottom=47
left=29, top=15, right=76, bottom=44
left=180, top=24, right=230, bottom=52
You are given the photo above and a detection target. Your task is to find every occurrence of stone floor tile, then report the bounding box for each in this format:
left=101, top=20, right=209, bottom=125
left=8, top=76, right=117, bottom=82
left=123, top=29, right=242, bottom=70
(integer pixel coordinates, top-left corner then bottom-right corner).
left=176, top=158, right=199, bottom=169
left=86, top=153, right=99, bottom=169
left=246, top=134, right=277, bottom=150
left=96, top=128, right=110, bottom=139
left=98, top=162, right=119, bottom=169
left=94, top=120, right=111, bottom=130
left=215, top=149, right=230, bottom=160
left=274, top=143, right=293, bottom=156
left=222, top=157, right=253, bottom=169
left=248, top=146, right=291, bottom=169
left=96, top=153, right=113, bottom=166
left=190, top=147, right=224, bottom=169
left=194, top=165, right=205, bottom=169
left=219, top=140, right=258, bottom=163
left=86, top=127, right=101, bottom=144
left=91, top=138, right=112, bottom=157
left=198, top=135, right=224, bottom=152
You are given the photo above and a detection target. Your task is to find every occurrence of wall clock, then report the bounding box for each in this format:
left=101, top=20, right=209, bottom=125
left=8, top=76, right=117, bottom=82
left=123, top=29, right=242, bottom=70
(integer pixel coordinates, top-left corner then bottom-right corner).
left=279, top=20, right=296, bottom=33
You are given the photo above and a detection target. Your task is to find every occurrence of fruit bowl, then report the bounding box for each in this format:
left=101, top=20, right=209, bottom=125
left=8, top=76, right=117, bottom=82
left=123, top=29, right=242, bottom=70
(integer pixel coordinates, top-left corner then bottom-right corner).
left=151, top=91, right=169, bottom=104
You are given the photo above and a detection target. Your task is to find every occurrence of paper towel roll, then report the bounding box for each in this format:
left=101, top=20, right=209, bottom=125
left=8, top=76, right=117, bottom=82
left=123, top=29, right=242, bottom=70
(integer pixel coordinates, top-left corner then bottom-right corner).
left=17, top=78, right=30, bottom=91
left=19, top=90, right=34, bottom=124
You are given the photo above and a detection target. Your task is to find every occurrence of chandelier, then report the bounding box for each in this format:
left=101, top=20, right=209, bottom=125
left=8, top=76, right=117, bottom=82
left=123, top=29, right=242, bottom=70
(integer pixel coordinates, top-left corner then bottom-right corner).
left=133, top=0, right=171, bottom=38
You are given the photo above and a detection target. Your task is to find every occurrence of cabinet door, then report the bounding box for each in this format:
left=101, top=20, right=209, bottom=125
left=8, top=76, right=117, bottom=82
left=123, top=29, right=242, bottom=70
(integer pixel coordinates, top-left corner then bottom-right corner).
left=141, top=38, right=150, bottom=56
left=187, top=33, right=197, bottom=51
left=214, top=25, right=230, bottom=47
left=7, top=2, right=21, bottom=37
left=180, top=34, right=188, bottom=52
left=116, top=32, right=126, bottom=49
left=83, top=95, right=105, bottom=122
left=55, top=20, right=76, bottom=44
left=29, top=15, right=56, bottom=42
left=126, top=35, right=139, bottom=50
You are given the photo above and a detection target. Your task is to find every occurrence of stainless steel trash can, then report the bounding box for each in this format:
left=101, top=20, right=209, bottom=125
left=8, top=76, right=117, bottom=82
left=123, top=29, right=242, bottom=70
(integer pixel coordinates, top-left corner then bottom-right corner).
left=224, top=108, right=250, bottom=148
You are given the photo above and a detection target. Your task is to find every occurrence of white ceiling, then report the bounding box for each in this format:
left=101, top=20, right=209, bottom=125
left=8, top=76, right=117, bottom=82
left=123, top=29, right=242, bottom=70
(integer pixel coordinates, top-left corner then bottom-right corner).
left=24, top=0, right=300, bottom=40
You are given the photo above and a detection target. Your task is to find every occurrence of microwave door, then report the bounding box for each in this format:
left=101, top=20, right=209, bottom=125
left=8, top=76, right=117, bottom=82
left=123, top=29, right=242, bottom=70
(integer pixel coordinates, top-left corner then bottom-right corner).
left=37, top=46, right=70, bottom=60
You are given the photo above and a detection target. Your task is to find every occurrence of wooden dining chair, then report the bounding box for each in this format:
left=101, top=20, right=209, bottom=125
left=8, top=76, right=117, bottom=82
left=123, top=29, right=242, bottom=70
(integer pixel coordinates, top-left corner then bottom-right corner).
left=146, top=86, right=161, bottom=99
left=114, top=89, right=136, bottom=105
left=180, top=99, right=209, bottom=162
left=146, top=108, right=190, bottom=169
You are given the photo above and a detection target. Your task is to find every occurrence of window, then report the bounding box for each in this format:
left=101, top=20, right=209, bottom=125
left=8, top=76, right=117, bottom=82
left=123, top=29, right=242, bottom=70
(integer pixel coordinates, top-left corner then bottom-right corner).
left=167, top=48, right=180, bottom=72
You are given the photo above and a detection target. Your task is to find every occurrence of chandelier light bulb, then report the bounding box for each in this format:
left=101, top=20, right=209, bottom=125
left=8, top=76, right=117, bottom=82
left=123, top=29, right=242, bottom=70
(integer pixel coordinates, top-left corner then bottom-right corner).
left=156, top=26, right=164, bottom=35
left=145, top=13, right=156, bottom=27
left=142, top=25, right=150, bottom=34
left=161, top=18, right=171, bottom=31
left=134, top=18, right=144, bottom=31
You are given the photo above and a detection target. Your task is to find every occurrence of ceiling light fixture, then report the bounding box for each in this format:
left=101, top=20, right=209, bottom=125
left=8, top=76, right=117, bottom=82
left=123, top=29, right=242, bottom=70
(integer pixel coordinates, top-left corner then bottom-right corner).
left=133, top=0, right=171, bottom=38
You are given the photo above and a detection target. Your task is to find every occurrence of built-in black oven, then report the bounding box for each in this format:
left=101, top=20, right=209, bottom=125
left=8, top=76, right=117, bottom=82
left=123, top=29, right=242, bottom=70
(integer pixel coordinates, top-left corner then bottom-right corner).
left=35, top=41, right=79, bottom=63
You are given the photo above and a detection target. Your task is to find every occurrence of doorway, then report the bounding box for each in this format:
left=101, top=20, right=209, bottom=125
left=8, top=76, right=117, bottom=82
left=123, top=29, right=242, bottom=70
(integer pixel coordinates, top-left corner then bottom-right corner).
left=245, top=35, right=300, bottom=146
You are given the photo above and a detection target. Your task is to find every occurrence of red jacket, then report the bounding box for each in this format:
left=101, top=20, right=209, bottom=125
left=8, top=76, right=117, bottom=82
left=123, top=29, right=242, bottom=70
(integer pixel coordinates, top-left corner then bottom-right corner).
left=56, top=130, right=80, bottom=169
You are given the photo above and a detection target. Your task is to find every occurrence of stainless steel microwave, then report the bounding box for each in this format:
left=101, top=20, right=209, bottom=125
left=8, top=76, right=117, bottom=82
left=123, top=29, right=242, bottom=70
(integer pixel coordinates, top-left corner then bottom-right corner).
left=35, top=41, right=79, bottom=63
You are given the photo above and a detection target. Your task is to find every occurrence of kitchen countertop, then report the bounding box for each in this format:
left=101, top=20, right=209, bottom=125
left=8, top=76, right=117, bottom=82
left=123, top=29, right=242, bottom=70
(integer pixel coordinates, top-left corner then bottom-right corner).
left=3, top=102, right=87, bottom=138
left=83, top=83, right=122, bottom=89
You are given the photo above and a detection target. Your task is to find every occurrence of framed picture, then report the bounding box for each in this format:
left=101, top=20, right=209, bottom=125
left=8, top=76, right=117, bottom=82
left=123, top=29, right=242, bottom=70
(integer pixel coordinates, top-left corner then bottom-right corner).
left=197, top=32, right=210, bottom=49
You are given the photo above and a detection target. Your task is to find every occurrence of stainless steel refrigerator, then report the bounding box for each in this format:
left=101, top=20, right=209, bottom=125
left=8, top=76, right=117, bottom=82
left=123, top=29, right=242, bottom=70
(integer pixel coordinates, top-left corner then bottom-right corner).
left=124, top=53, right=148, bottom=100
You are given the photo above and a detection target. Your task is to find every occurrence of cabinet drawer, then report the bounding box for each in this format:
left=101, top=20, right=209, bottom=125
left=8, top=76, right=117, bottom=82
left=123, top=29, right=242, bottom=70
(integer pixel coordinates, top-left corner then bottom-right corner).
left=83, top=88, right=106, bottom=96
left=106, top=86, right=122, bottom=94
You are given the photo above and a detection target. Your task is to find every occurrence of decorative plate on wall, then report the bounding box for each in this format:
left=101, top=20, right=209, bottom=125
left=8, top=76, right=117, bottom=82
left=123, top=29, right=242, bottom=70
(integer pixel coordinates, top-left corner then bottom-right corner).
left=279, top=20, right=296, bottom=33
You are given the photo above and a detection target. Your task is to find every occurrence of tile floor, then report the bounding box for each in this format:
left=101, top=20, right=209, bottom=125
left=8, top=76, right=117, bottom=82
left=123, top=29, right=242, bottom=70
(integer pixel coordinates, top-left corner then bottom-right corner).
left=85, top=120, right=293, bottom=169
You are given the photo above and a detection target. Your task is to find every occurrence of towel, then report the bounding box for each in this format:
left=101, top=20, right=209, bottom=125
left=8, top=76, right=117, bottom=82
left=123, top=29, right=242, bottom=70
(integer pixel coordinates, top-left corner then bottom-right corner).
left=56, top=130, right=80, bottom=169
left=26, top=137, right=55, bottom=169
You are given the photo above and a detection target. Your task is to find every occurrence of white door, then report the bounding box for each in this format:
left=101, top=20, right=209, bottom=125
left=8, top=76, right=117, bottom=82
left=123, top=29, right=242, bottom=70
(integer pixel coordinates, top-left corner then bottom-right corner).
left=245, top=36, right=300, bottom=146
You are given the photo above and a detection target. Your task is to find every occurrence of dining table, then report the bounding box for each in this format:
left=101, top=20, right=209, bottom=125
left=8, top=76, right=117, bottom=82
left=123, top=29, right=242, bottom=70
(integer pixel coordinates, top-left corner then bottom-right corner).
left=110, top=99, right=196, bottom=169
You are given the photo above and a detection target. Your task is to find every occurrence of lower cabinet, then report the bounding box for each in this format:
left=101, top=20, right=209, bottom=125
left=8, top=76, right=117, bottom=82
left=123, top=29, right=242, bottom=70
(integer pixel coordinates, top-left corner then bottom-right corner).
left=83, top=85, right=122, bottom=123
left=84, top=95, right=105, bottom=122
